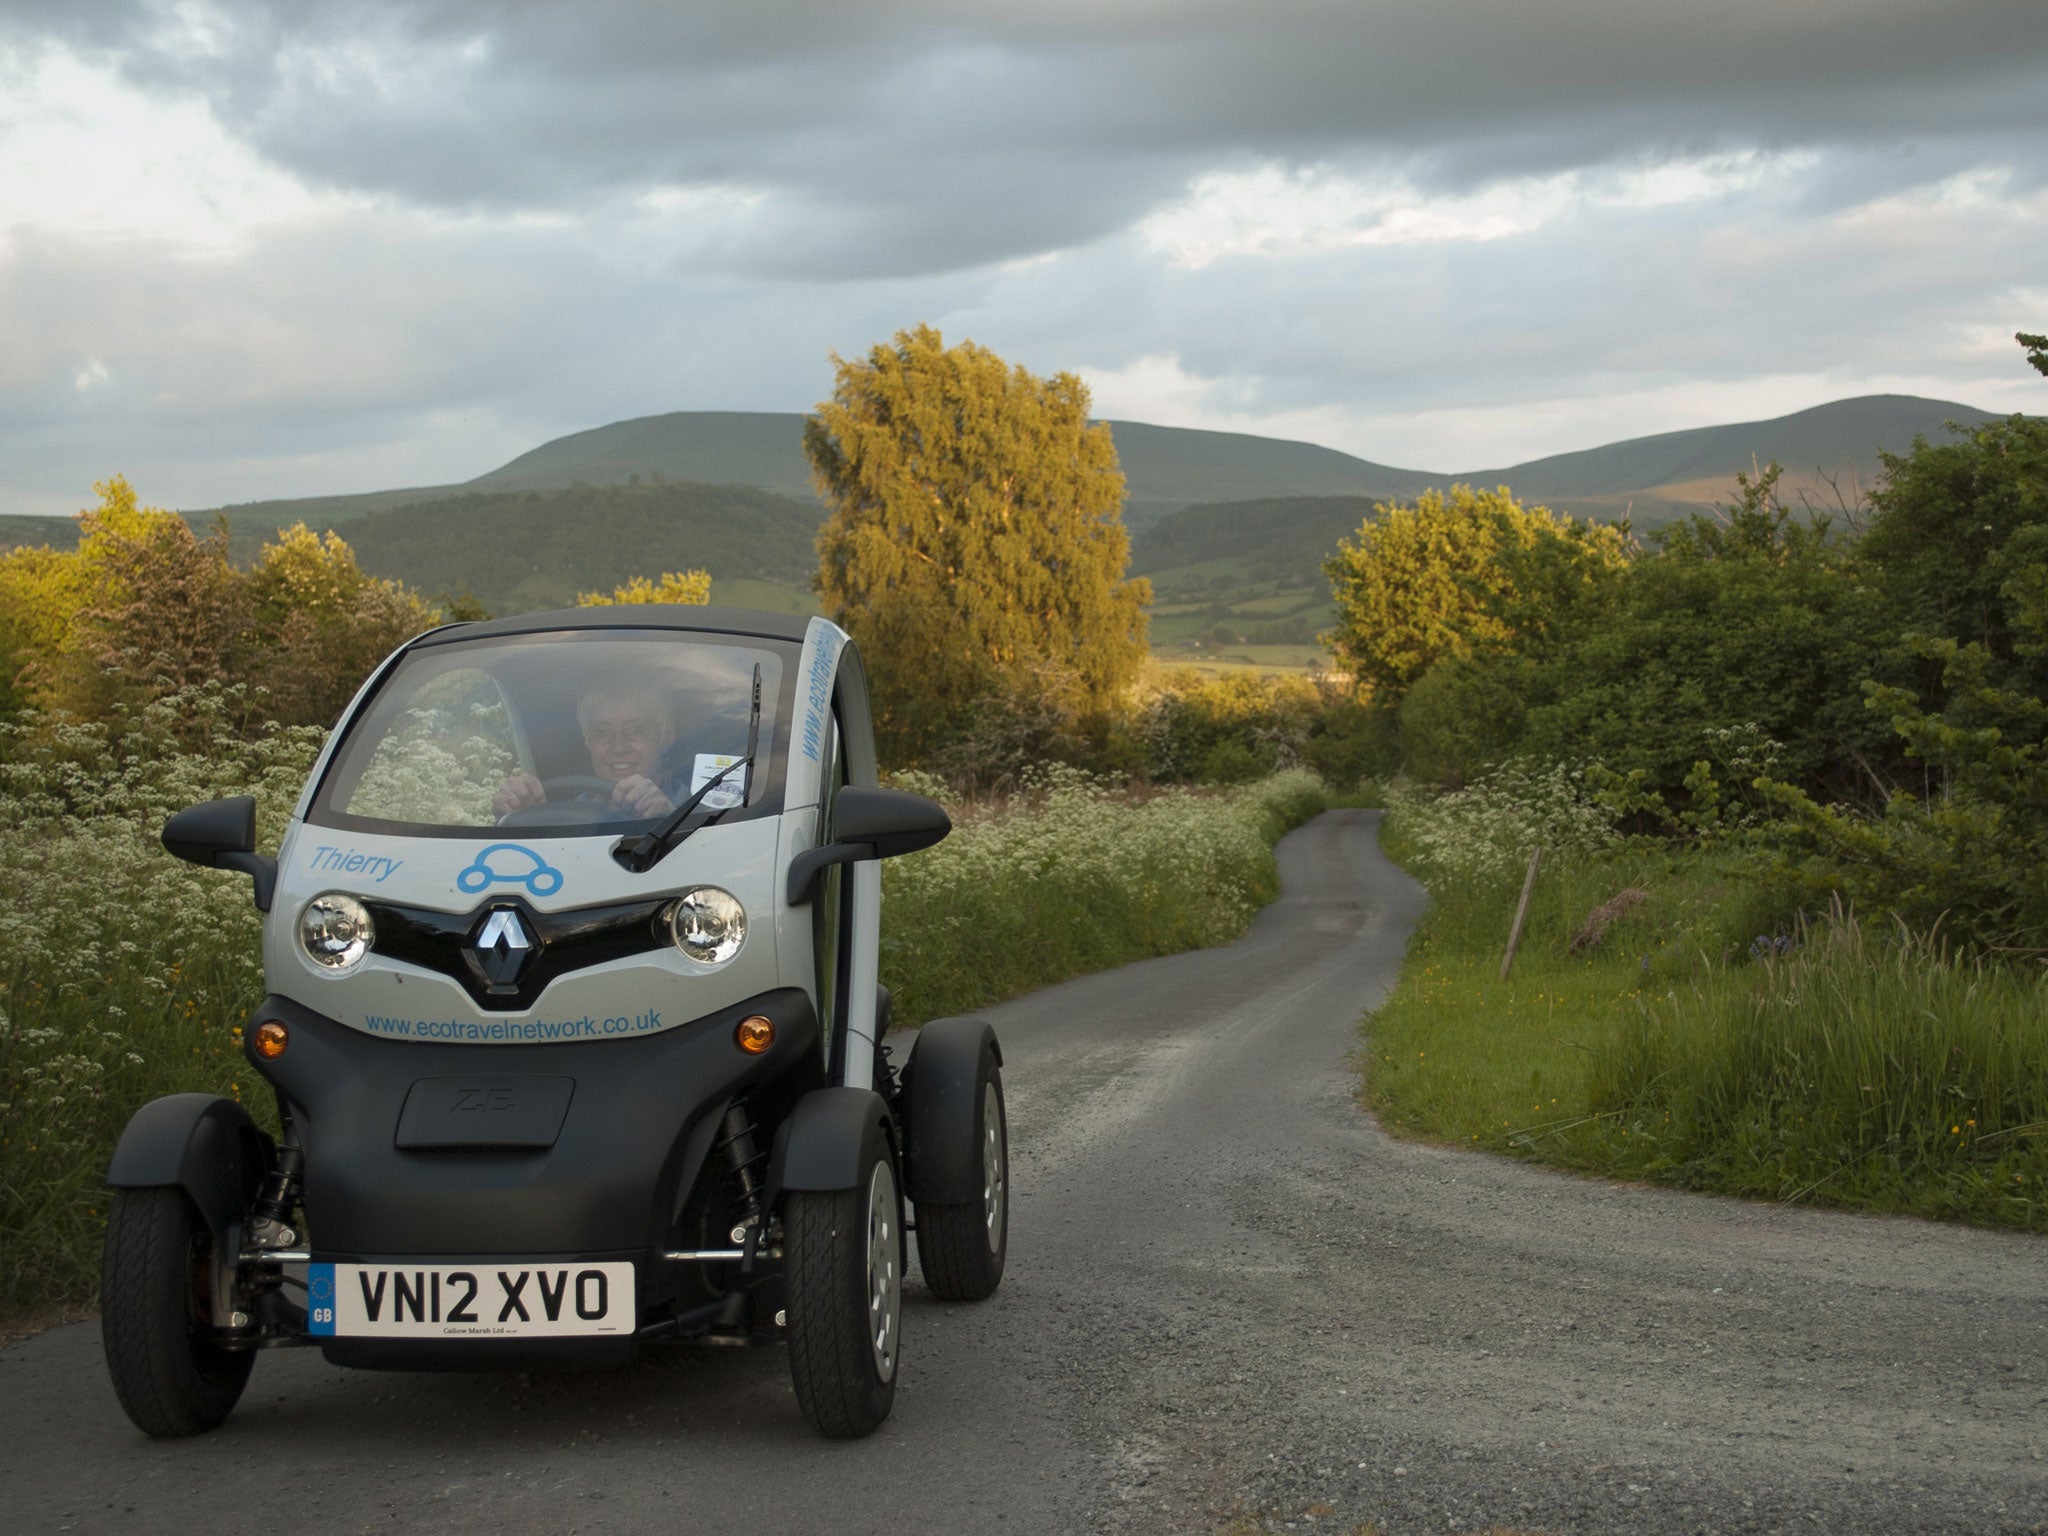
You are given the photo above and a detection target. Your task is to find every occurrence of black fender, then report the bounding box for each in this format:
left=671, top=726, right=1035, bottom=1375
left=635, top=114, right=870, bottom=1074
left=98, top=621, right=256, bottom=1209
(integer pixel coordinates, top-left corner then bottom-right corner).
left=771, top=1086, right=894, bottom=1195
left=104, top=1093, right=270, bottom=1249
left=902, top=1016, right=1001, bottom=1205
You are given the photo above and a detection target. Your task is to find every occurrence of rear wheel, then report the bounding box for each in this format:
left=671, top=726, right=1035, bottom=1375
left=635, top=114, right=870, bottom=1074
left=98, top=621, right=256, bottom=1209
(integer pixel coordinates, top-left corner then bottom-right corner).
left=784, top=1146, right=902, bottom=1438
left=100, top=1188, right=253, bottom=1437
left=916, top=1064, right=1008, bottom=1301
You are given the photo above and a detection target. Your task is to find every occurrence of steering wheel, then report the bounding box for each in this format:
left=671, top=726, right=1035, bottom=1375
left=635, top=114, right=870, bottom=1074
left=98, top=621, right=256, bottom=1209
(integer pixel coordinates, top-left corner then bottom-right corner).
left=538, top=774, right=621, bottom=801
left=495, top=775, right=625, bottom=827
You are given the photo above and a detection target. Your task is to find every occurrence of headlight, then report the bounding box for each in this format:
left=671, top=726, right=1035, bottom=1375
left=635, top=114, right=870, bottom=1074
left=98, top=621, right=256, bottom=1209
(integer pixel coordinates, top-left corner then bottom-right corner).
left=300, top=892, right=374, bottom=972
left=669, top=886, right=746, bottom=966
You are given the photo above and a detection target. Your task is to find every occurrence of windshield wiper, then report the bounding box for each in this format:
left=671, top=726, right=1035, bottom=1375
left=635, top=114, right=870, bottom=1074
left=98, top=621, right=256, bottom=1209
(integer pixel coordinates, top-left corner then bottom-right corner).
left=611, top=663, right=762, bottom=874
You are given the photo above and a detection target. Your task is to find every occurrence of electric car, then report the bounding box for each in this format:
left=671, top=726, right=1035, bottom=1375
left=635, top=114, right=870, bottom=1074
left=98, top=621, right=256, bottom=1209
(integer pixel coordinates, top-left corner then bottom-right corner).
left=99, top=606, right=1009, bottom=1440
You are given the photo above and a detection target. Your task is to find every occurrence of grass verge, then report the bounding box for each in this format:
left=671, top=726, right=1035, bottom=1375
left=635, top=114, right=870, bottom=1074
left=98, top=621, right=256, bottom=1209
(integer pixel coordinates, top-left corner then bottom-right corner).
left=1, top=722, right=1326, bottom=1320
left=882, top=767, right=1328, bottom=1025
left=1364, top=817, right=2048, bottom=1231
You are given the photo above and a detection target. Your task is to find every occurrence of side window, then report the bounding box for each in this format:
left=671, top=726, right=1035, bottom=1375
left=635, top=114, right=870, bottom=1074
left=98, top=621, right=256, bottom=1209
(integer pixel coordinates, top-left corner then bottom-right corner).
left=811, top=713, right=846, bottom=1060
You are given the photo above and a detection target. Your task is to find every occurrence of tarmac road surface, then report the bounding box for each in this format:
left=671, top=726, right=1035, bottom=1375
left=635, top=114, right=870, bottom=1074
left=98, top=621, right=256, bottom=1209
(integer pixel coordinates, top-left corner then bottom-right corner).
left=4, top=810, right=2045, bottom=1534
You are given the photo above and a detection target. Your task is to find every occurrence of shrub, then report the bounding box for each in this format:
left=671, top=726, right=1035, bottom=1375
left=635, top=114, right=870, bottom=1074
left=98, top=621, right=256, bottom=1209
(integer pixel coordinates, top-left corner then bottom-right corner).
left=576, top=570, right=712, bottom=606
left=1385, top=761, right=1619, bottom=885
left=1124, top=667, right=1395, bottom=791
left=1395, top=652, right=1534, bottom=786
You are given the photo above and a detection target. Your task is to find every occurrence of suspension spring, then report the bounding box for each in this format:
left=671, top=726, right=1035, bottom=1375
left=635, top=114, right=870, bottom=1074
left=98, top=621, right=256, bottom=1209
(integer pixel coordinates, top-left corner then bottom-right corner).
left=715, top=1104, right=767, bottom=1224
left=248, top=1120, right=305, bottom=1249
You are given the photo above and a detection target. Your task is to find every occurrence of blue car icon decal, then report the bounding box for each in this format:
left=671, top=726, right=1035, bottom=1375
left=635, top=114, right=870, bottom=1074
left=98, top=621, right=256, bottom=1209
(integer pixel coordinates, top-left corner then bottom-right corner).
left=456, top=843, right=565, bottom=897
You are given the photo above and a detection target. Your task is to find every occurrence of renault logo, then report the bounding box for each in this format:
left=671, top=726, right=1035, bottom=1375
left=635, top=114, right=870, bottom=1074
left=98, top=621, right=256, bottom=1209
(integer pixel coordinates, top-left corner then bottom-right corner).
left=469, top=907, right=534, bottom=989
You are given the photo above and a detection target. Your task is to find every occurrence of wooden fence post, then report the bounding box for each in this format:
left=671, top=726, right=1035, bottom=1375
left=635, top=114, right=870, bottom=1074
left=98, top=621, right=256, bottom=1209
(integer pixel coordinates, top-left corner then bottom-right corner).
left=1500, top=847, right=1543, bottom=980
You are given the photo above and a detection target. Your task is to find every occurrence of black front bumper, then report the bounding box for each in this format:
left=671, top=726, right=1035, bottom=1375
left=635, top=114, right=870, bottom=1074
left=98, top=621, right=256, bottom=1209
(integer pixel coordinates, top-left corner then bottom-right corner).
left=246, top=988, right=819, bottom=1368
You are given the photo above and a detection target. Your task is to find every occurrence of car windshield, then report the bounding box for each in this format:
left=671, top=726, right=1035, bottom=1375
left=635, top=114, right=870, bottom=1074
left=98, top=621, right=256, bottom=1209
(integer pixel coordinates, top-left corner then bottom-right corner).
left=307, top=629, right=792, bottom=839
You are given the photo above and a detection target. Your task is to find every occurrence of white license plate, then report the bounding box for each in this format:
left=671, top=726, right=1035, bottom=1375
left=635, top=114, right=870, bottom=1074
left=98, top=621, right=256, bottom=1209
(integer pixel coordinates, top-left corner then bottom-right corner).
left=306, top=1261, right=634, bottom=1338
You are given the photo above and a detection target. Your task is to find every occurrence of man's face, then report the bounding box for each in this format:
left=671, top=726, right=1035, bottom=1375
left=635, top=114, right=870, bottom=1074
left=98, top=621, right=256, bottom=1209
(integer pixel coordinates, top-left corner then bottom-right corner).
left=582, top=694, right=672, bottom=783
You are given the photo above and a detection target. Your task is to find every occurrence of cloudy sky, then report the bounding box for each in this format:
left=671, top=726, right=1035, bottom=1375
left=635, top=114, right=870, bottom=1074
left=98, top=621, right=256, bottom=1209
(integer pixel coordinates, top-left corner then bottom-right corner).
left=3, top=0, right=2046, bottom=517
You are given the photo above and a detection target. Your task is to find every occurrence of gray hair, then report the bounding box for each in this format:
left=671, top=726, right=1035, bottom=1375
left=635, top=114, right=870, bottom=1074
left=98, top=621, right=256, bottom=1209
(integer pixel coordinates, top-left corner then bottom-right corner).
left=575, top=682, right=675, bottom=738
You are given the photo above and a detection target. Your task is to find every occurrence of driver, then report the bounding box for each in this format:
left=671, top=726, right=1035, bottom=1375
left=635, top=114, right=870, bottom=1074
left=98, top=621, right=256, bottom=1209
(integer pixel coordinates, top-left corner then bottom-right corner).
left=491, top=681, right=679, bottom=820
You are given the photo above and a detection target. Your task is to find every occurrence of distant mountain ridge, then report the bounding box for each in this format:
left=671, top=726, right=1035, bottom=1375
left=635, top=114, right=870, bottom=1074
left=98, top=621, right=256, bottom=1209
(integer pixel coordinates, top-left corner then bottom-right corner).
left=186, top=393, right=2002, bottom=541
left=6, top=392, right=2009, bottom=624
left=192, top=411, right=1443, bottom=535
left=1460, top=394, right=2000, bottom=522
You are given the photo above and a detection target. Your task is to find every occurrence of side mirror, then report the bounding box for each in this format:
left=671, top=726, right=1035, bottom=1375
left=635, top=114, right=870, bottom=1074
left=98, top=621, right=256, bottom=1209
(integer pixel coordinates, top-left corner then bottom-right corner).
left=162, top=797, right=278, bottom=911
left=786, top=786, right=951, bottom=905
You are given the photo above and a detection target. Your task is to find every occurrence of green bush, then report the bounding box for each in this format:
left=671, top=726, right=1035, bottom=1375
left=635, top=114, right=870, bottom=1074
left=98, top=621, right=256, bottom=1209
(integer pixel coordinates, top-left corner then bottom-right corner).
left=1519, top=470, right=1897, bottom=803
left=1395, top=652, right=1532, bottom=787
left=1121, top=668, right=1394, bottom=793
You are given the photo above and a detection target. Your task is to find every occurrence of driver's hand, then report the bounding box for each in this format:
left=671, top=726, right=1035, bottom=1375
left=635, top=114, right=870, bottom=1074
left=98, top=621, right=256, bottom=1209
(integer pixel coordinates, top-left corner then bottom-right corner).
left=492, top=773, right=545, bottom=817
left=611, top=774, right=675, bottom=818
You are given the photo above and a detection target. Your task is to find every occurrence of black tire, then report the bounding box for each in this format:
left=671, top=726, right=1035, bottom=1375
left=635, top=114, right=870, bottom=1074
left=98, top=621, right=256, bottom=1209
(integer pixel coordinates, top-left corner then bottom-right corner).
left=915, top=1061, right=1008, bottom=1302
left=100, top=1188, right=253, bottom=1437
left=784, top=1146, right=902, bottom=1438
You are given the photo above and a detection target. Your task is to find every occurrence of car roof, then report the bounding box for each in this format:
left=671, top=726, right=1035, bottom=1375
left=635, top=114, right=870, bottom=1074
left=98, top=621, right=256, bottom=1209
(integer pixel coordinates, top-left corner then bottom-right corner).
left=408, top=604, right=816, bottom=650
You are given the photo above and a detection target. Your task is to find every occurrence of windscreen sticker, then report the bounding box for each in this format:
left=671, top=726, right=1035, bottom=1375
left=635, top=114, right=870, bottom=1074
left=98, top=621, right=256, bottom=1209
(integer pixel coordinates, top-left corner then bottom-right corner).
left=691, top=754, right=746, bottom=811
left=306, top=845, right=405, bottom=883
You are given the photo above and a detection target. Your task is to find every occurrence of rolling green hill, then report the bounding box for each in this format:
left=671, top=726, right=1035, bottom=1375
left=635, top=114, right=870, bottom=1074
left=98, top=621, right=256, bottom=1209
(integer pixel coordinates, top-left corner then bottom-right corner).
left=1131, top=395, right=2013, bottom=669
left=466, top=411, right=820, bottom=502
left=1103, top=421, right=1433, bottom=529
left=1131, top=494, right=1376, bottom=581
left=1469, top=394, right=2002, bottom=525
left=9, top=389, right=1995, bottom=641
left=339, top=481, right=821, bottom=617
left=0, top=515, right=80, bottom=552
left=193, top=413, right=1437, bottom=534
left=192, top=392, right=2002, bottom=543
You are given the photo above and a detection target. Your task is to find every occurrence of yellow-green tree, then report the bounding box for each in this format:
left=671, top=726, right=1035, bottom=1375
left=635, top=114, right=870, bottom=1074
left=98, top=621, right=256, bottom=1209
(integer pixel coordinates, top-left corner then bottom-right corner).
left=807, top=325, right=1150, bottom=763
left=2, top=477, right=247, bottom=719
left=0, top=487, right=443, bottom=730
left=0, top=543, right=75, bottom=714
left=1322, top=485, right=1630, bottom=706
left=242, top=524, right=439, bottom=724
left=577, top=570, right=711, bottom=606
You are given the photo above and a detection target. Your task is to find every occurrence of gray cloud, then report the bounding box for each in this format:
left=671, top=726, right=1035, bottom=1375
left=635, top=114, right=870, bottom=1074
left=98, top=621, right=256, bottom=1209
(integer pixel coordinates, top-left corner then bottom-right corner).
left=12, top=0, right=2046, bottom=276
left=1, top=1, right=2043, bottom=515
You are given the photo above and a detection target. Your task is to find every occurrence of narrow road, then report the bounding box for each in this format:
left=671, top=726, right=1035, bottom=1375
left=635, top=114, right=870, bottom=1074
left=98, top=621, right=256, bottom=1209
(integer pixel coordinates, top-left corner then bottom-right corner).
left=5, top=811, right=2044, bottom=1534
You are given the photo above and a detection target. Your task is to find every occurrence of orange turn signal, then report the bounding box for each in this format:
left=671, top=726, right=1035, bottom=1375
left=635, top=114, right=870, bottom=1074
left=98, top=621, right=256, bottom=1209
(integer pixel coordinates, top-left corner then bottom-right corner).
left=735, top=1015, right=775, bottom=1055
left=253, top=1019, right=289, bottom=1060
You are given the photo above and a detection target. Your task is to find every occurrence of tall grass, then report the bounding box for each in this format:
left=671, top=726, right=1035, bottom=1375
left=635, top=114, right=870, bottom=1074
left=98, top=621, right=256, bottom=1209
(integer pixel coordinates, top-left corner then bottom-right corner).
left=0, top=688, right=324, bottom=1313
left=0, top=706, right=1326, bottom=1317
left=1367, top=775, right=2048, bottom=1230
left=1593, top=915, right=2048, bottom=1223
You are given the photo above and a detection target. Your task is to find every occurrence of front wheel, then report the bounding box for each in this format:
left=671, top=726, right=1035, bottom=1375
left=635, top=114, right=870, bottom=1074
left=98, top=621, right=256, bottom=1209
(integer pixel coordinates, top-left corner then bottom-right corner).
left=100, top=1188, right=253, bottom=1437
left=784, top=1147, right=902, bottom=1438
left=916, top=1064, right=1008, bottom=1302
